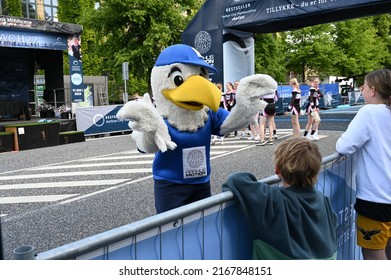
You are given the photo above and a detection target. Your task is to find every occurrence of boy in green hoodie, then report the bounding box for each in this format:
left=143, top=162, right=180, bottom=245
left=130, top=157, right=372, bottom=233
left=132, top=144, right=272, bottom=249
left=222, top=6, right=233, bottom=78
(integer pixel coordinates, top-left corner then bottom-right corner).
left=223, top=137, right=337, bottom=259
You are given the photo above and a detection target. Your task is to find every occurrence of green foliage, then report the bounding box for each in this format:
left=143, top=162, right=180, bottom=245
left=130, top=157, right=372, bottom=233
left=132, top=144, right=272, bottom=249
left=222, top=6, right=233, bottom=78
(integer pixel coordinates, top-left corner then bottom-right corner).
left=58, top=0, right=102, bottom=76
left=4, top=0, right=22, bottom=17
left=334, top=17, right=386, bottom=77
left=80, top=0, right=201, bottom=96
left=254, top=33, right=286, bottom=83
left=284, top=24, right=339, bottom=82
left=57, top=0, right=84, bottom=22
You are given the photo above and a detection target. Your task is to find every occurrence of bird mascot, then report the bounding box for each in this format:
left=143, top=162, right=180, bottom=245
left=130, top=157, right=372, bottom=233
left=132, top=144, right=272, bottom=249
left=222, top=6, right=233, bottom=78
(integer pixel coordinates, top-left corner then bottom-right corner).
left=117, top=44, right=277, bottom=213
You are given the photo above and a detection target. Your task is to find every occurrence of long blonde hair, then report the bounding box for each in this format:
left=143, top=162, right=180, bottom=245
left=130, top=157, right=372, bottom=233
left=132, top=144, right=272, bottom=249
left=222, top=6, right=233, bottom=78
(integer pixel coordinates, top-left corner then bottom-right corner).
left=289, top=78, right=301, bottom=93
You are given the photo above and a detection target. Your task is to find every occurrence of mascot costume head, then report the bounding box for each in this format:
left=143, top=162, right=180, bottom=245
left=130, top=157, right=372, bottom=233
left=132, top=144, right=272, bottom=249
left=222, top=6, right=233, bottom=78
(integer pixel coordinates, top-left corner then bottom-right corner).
left=117, top=44, right=277, bottom=213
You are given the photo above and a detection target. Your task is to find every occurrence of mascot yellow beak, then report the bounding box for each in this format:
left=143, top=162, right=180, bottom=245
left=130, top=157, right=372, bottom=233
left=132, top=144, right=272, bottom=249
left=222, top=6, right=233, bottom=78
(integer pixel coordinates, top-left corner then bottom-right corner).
left=162, top=75, right=221, bottom=112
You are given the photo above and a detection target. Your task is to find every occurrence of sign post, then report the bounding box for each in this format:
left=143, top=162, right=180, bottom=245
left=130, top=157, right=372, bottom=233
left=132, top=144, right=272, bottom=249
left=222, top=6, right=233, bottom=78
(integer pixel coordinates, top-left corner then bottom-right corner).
left=122, top=62, right=129, bottom=103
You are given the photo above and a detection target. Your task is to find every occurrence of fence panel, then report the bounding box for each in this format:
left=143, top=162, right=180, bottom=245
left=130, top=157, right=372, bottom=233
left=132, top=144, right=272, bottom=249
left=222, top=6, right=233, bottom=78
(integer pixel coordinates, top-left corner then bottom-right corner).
left=36, top=153, right=360, bottom=260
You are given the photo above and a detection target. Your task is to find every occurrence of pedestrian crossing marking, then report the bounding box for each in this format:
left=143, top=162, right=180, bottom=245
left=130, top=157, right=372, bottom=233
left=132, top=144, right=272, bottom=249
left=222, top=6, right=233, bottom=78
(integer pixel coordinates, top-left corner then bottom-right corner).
left=0, top=194, right=78, bottom=204
left=0, top=169, right=152, bottom=181
left=0, top=179, right=129, bottom=190
left=211, top=144, right=248, bottom=148
left=80, top=154, right=155, bottom=161
left=30, top=161, right=153, bottom=171
left=0, top=128, right=302, bottom=208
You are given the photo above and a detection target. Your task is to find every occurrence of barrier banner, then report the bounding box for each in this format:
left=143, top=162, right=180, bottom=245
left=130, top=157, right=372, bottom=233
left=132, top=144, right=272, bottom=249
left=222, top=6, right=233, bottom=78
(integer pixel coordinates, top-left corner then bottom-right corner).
left=316, top=154, right=361, bottom=260
left=75, top=105, right=131, bottom=136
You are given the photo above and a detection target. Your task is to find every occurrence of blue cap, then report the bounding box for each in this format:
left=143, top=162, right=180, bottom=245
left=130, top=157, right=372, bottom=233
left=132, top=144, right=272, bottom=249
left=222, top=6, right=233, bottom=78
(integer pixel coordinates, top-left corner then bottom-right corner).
left=154, top=44, right=218, bottom=73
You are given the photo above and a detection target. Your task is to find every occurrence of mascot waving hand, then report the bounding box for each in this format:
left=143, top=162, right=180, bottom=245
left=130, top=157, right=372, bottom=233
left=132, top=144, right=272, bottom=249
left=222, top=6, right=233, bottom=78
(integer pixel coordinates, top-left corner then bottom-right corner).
left=117, top=44, right=277, bottom=213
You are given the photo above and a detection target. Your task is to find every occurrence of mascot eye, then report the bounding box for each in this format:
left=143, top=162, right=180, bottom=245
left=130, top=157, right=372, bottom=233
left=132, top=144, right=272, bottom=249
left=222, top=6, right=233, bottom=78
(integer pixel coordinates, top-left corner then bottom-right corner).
left=171, top=72, right=184, bottom=87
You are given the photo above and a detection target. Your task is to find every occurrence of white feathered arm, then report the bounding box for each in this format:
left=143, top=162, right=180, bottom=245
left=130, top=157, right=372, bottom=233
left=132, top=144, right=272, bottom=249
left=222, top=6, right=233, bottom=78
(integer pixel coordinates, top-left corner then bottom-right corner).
left=116, top=94, right=177, bottom=153
left=220, top=74, right=278, bottom=135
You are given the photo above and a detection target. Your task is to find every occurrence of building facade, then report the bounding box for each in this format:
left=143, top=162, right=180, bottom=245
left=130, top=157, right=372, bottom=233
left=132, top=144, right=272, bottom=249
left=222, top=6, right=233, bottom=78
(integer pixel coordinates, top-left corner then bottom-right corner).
left=1, top=0, right=58, bottom=21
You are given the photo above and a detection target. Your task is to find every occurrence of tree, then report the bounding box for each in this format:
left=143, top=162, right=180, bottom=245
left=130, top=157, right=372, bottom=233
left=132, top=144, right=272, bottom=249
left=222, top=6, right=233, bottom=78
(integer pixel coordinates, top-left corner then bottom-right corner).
left=284, top=24, right=339, bottom=82
left=57, top=0, right=101, bottom=77
left=4, top=0, right=22, bottom=17
left=371, top=14, right=391, bottom=69
left=254, top=33, right=286, bottom=83
left=81, top=0, right=202, bottom=98
left=333, top=17, right=387, bottom=78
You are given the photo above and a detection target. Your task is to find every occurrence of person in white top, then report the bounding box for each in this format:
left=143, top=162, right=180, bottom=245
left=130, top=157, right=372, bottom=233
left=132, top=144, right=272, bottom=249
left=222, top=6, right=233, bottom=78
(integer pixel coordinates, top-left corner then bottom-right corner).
left=336, top=68, right=391, bottom=260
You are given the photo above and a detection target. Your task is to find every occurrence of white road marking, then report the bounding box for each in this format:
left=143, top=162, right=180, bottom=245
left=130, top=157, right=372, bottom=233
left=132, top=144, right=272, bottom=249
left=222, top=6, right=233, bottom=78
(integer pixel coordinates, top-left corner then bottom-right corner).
left=0, top=169, right=152, bottom=181
left=0, top=194, right=78, bottom=204
left=0, top=179, right=128, bottom=190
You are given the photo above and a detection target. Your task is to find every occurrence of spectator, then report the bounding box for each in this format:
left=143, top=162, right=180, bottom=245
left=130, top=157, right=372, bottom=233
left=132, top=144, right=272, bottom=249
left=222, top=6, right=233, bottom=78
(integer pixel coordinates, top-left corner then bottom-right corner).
left=224, top=82, right=236, bottom=111
left=336, top=68, right=391, bottom=260
left=287, top=78, right=302, bottom=138
left=223, top=137, right=337, bottom=259
left=303, top=78, right=321, bottom=140
left=256, top=91, right=277, bottom=146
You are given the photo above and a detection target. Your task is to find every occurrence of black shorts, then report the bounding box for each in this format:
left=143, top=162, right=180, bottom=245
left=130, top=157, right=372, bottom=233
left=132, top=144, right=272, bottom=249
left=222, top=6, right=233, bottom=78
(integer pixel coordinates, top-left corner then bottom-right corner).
left=261, top=98, right=276, bottom=116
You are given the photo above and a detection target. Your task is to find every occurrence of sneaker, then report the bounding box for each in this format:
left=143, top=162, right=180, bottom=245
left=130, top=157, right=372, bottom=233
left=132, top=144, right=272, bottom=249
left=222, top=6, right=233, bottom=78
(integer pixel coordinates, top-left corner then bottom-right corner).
left=248, top=135, right=256, bottom=140
left=256, top=140, right=267, bottom=146
left=254, top=135, right=261, bottom=141
left=266, top=140, right=273, bottom=145
left=273, top=134, right=278, bottom=140
left=311, top=134, right=319, bottom=140
left=306, top=134, right=314, bottom=140
left=240, top=132, right=247, bottom=140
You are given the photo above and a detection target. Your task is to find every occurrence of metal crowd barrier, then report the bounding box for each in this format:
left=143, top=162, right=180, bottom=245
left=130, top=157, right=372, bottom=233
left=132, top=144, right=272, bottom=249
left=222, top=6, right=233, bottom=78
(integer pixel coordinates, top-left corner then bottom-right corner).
left=32, top=152, right=360, bottom=260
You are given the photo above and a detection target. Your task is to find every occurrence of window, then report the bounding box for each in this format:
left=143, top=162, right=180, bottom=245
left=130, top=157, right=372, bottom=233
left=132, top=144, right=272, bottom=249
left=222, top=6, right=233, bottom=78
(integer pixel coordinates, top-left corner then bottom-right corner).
left=22, top=0, right=37, bottom=19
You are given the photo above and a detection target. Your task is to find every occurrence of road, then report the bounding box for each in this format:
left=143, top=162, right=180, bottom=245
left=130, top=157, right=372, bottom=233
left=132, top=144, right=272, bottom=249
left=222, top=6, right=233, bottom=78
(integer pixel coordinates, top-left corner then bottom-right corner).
left=0, top=107, right=357, bottom=259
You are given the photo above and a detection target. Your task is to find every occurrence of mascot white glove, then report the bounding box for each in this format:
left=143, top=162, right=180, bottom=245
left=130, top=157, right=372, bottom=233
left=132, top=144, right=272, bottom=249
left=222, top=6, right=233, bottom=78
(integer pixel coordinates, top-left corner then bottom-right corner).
left=116, top=94, right=177, bottom=153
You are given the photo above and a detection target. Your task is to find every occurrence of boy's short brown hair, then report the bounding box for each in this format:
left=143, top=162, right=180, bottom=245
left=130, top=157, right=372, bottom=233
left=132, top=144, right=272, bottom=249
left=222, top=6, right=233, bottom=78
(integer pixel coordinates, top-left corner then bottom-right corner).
left=274, top=137, right=322, bottom=188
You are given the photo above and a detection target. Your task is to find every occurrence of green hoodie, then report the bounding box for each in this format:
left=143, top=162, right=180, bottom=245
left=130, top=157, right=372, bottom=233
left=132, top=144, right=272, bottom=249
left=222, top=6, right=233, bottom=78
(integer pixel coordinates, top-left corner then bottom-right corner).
left=222, top=172, right=337, bottom=260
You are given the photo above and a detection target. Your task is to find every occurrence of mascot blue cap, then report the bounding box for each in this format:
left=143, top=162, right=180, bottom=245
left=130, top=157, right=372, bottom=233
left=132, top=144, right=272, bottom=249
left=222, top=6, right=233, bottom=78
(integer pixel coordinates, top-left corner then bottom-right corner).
left=154, top=44, right=218, bottom=74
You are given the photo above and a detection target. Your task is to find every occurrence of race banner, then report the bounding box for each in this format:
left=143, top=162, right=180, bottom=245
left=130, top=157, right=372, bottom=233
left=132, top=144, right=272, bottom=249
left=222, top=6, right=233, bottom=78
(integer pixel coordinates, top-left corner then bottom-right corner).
left=222, top=0, right=391, bottom=33
left=68, top=35, right=85, bottom=103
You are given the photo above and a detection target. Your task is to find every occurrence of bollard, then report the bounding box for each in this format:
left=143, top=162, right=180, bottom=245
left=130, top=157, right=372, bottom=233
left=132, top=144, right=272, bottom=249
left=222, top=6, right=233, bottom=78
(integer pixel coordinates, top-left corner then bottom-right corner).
left=13, top=245, right=35, bottom=260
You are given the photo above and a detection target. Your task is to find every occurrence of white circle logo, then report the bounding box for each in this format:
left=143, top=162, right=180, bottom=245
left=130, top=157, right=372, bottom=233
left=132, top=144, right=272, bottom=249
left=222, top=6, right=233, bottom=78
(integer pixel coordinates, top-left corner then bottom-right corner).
left=194, top=31, right=212, bottom=54
left=93, top=114, right=105, bottom=127
left=71, top=73, right=83, bottom=85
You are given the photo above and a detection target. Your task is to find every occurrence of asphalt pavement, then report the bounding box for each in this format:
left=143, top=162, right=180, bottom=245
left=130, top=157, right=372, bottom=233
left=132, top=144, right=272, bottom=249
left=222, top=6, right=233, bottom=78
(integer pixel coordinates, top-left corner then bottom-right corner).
left=0, top=104, right=360, bottom=259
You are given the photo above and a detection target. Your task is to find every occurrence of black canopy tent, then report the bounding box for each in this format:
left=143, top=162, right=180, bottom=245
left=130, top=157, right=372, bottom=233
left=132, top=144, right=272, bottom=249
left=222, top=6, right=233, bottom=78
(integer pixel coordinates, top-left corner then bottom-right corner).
left=0, top=16, right=82, bottom=120
left=182, top=0, right=391, bottom=85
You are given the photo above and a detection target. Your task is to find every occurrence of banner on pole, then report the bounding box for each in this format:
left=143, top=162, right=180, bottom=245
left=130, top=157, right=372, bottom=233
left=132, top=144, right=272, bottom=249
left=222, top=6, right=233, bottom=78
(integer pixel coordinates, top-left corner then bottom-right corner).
left=68, top=35, right=85, bottom=103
